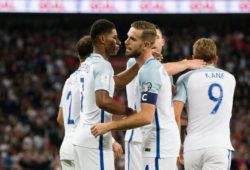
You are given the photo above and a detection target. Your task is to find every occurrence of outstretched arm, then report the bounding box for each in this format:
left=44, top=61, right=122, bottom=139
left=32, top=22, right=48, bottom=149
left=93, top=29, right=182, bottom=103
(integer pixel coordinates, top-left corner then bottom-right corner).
left=113, top=63, right=139, bottom=90
left=91, top=103, right=155, bottom=137
left=163, top=59, right=205, bottom=76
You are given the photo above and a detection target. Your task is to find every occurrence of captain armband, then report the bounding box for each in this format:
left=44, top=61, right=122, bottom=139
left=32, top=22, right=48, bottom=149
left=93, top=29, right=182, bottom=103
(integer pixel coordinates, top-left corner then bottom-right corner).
left=141, top=92, right=158, bottom=105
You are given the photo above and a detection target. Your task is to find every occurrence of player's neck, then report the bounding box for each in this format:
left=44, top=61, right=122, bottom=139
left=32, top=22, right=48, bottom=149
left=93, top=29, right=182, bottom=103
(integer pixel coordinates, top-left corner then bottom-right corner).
left=141, top=49, right=153, bottom=65
left=206, top=60, right=216, bottom=67
left=93, top=48, right=109, bottom=61
left=206, top=63, right=215, bottom=67
left=136, top=57, right=144, bottom=67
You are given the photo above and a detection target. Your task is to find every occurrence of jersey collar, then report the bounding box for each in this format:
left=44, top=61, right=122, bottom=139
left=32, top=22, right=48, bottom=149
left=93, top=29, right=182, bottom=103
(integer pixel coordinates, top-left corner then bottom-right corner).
left=90, top=53, right=103, bottom=59
left=144, top=56, right=155, bottom=65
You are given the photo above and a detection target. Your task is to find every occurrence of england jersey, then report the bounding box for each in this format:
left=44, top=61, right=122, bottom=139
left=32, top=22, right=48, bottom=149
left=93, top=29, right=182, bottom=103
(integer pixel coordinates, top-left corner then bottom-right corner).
left=73, top=53, right=114, bottom=150
left=138, top=56, right=180, bottom=158
left=174, top=66, right=236, bottom=152
left=59, top=69, right=81, bottom=159
left=125, top=58, right=142, bottom=144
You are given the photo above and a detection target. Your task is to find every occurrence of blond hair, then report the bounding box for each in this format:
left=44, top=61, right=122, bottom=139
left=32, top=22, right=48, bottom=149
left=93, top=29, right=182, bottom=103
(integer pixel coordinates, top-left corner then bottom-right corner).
left=193, top=38, right=217, bottom=63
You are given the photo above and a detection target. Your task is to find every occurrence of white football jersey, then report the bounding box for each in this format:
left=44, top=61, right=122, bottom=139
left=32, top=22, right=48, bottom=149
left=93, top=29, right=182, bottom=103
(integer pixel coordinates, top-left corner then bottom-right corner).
left=60, top=70, right=81, bottom=137
left=125, top=58, right=142, bottom=143
left=174, top=66, right=236, bottom=152
left=138, top=56, right=180, bottom=158
left=73, top=53, right=114, bottom=150
left=59, top=67, right=82, bottom=160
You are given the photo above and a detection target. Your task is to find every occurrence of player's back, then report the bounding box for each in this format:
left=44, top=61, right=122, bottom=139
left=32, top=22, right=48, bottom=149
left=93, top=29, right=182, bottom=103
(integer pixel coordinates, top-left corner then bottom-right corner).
left=73, top=53, right=114, bottom=150
left=138, top=57, right=180, bottom=158
left=179, top=66, right=236, bottom=152
left=60, top=70, right=81, bottom=137
left=59, top=68, right=81, bottom=161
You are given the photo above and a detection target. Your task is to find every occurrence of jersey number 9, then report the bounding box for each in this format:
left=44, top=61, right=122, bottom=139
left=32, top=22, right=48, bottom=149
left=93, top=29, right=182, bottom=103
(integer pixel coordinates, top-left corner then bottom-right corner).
left=208, top=83, right=223, bottom=114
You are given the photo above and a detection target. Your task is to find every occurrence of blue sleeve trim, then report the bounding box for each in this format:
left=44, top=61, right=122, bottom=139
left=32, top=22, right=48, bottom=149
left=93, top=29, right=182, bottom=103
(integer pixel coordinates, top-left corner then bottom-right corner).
left=141, top=92, right=157, bottom=105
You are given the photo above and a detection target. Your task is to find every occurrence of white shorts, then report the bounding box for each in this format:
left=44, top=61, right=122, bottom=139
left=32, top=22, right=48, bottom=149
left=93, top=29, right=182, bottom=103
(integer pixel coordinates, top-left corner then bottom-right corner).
left=60, top=137, right=74, bottom=160
left=73, top=145, right=114, bottom=170
left=60, top=137, right=75, bottom=170
left=184, top=147, right=232, bottom=170
left=143, top=157, right=178, bottom=170
left=125, top=141, right=142, bottom=170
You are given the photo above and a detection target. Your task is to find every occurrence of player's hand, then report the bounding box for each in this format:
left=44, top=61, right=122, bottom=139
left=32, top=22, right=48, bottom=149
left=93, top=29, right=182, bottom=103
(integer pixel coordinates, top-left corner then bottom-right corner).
left=178, top=153, right=184, bottom=166
left=183, top=59, right=206, bottom=70
left=152, top=50, right=163, bottom=62
left=178, top=145, right=184, bottom=166
left=112, top=141, right=123, bottom=159
left=91, top=123, right=110, bottom=137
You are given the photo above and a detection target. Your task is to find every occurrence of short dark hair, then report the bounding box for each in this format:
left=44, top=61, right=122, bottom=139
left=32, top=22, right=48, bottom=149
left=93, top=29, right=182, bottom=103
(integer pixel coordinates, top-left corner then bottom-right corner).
left=90, top=19, right=116, bottom=45
left=75, top=35, right=92, bottom=61
left=193, top=38, right=217, bottom=63
left=131, top=21, right=156, bottom=46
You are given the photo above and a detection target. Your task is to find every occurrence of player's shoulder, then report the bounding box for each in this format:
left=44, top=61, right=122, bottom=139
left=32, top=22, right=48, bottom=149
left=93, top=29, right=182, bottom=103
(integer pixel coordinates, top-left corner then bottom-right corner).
left=89, top=53, right=112, bottom=68
left=139, top=57, right=162, bottom=81
left=83, top=53, right=113, bottom=74
left=126, top=58, right=136, bottom=69
left=215, top=67, right=234, bottom=76
left=65, top=70, right=79, bottom=85
left=215, top=67, right=236, bottom=82
left=141, top=57, right=161, bottom=72
left=62, top=76, right=72, bottom=90
left=88, top=53, right=108, bottom=64
left=177, top=70, right=195, bottom=83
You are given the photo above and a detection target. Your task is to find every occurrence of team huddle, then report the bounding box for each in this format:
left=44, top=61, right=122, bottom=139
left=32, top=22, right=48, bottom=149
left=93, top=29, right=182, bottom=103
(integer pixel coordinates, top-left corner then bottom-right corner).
left=57, top=19, right=236, bottom=170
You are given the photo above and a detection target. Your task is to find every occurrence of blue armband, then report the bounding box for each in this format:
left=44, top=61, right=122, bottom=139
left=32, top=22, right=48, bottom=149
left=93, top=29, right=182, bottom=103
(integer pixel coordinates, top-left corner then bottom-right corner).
left=141, top=92, right=157, bottom=105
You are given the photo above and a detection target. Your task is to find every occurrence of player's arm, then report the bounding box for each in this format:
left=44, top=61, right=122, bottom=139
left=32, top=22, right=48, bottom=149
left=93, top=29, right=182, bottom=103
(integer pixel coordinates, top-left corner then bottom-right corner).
left=92, top=68, right=160, bottom=136
left=163, top=59, right=205, bottom=76
left=113, top=63, right=139, bottom=90
left=173, top=101, right=184, bottom=130
left=96, top=90, right=134, bottom=116
left=173, top=73, right=188, bottom=131
left=91, top=103, right=155, bottom=137
left=94, top=61, right=134, bottom=116
left=57, top=107, right=64, bottom=127
left=174, top=101, right=185, bottom=166
left=57, top=83, right=67, bottom=127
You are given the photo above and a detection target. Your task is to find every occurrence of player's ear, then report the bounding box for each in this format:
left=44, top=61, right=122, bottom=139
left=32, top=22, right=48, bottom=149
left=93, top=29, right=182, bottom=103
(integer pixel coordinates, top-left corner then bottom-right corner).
left=98, top=35, right=105, bottom=45
left=144, top=41, right=151, bottom=48
left=214, top=55, right=218, bottom=65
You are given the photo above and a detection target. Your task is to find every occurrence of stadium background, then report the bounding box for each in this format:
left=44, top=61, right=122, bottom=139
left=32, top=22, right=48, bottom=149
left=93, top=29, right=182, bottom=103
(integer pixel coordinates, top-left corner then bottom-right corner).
left=0, top=2, right=250, bottom=170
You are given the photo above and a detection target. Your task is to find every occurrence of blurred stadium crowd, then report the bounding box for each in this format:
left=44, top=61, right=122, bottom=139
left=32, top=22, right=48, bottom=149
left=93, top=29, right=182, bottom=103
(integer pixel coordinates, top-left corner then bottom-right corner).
left=0, top=15, right=249, bottom=170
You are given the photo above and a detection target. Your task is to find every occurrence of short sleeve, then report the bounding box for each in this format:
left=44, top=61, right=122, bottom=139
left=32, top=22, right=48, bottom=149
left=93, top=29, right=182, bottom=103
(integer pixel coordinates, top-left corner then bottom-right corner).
left=139, top=67, right=161, bottom=105
left=174, top=74, right=189, bottom=104
left=126, top=58, right=137, bottom=108
left=59, top=79, right=69, bottom=107
left=126, top=58, right=136, bottom=69
left=93, top=61, right=113, bottom=92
